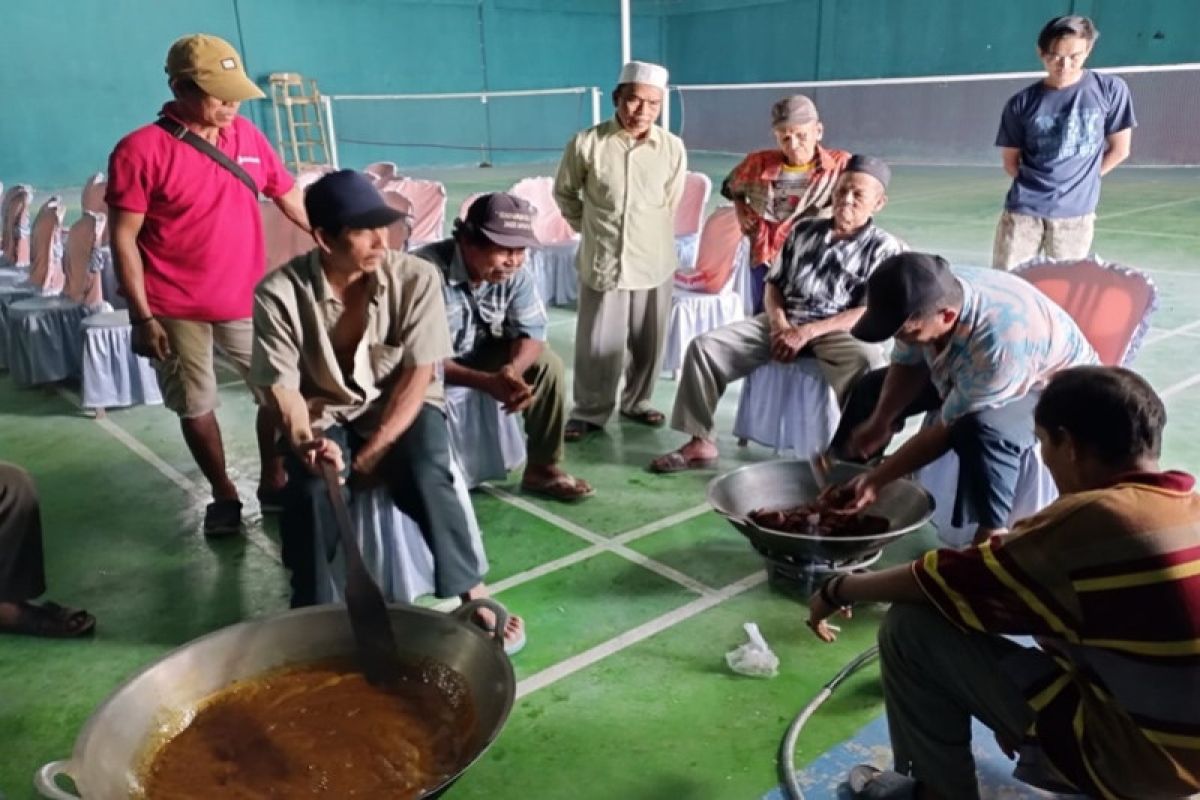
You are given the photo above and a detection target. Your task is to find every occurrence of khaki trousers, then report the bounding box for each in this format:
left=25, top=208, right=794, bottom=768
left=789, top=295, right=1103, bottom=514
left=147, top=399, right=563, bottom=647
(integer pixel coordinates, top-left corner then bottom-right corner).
left=991, top=210, right=1095, bottom=270
left=670, top=314, right=885, bottom=439
left=571, top=279, right=672, bottom=426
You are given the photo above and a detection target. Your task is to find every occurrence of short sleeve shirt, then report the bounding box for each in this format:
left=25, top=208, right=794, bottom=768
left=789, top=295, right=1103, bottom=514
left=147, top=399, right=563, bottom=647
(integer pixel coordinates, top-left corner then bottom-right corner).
left=891, top=267, right=1099, bottom=423
left=106, top=102, right=295, bottom=321
left=766, top=218, right=905, bottom=325
left=412, top=239, right=548, bottom=359
left=996, top=71, right=1135, bottom=218
left=249, top=250, right=452, bottom=434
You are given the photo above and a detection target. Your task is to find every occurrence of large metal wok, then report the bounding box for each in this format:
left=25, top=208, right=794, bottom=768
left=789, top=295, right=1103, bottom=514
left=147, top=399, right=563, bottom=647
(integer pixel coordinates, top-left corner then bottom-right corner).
left=707, top=459, right=934, bottom=565
left=34, top=600, right=514, bottom=799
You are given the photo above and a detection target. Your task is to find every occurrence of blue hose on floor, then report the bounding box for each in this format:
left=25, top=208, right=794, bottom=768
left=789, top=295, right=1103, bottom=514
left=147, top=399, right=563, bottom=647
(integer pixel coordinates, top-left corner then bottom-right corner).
left=779, top=646, right=880, bottom=800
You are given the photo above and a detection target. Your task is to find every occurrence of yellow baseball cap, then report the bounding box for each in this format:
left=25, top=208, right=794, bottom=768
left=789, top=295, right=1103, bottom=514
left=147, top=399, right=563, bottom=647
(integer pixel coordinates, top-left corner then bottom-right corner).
left=165, top=34, right=265, bottom=102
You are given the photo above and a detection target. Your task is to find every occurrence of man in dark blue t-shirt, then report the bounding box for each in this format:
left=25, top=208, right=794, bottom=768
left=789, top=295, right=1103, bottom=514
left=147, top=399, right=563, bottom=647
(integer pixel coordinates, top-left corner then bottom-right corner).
left=992, top=15, right=1136, bottom=270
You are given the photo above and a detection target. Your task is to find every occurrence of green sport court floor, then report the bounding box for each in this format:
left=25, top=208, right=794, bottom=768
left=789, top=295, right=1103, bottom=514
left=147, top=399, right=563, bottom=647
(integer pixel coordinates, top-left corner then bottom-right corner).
left=2, top=160, right=1197, bottom=799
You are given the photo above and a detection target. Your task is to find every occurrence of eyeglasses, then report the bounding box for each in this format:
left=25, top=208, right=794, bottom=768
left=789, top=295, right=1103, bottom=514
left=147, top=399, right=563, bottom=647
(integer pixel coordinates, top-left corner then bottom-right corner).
left=1042, top=50, right=1088, bottom=65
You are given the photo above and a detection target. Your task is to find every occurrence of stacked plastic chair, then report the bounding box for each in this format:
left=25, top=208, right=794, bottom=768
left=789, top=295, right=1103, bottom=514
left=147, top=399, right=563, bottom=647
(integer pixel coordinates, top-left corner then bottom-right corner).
left=919, top=256, right=1159, bottom=546
left=362, top=161, right=398, bottom=185
left=383, top=177, right=446, bottom=248
left=508, top=176, right=579, bottom=307
left=379, top=187, right=414, bottom=251
left=673, top=171, right=712, bottom=270
left=662, top=206, right=747, bottom=377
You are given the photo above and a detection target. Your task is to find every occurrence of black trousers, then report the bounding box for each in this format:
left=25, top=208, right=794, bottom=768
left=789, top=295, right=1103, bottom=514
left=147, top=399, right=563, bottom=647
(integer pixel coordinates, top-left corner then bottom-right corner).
left=831, top=368, right=1039, bottom=530
left=0, top=462, right=46, bottom=603
left=280, top=405, right=483, bottom=607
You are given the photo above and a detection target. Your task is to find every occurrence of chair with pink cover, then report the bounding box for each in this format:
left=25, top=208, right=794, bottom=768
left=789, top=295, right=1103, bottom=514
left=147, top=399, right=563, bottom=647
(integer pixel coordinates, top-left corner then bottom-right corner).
left=62, top=212, right=108, bottom=309
left=662, top=206, right=747, bottom=376
left=673, top=171, right=712, bottom=270
left=81, top=173, right=107, bottom=215
left=362, top=161, right=398, bottom=185
left=379, top=188, right=414, bottom=251
left=1, top=184, right=33, bottom=271
left=918, top=256, right=1158, bottom=547
left=261, top=200, right=313, bottom=272
left=383, top=177, right=446, bottom=248
left=456, top=192, right=485, bottom=226
left=508, top=176, right=578, bottom=306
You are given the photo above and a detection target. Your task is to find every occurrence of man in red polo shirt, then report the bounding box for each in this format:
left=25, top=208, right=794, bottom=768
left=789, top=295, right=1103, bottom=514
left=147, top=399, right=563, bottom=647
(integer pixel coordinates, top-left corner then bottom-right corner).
left=107, top=34, right=309, bottom=536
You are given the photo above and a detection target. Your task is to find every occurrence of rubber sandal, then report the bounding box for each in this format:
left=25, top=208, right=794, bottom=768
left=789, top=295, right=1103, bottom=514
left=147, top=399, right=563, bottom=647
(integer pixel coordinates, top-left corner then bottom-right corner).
left=620, top=407, right=666, bottom=427
left=203, top=498, right=243, bottom=537
left=648, top=450, right=719, bottom=473
left=564, top=419, right=604, bottom=443
left=521, top=475, right=595, bottom=501
left=0, top=601, right=96, bottom=639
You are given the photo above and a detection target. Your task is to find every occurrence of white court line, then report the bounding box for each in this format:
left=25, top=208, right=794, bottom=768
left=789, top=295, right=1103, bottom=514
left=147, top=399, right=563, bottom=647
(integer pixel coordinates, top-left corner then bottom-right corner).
left=1098, top=195, right=1200, bottom=221
left=429, top=501, right=712, bottom=612
left=1093, top=226, right=1200, bottom=242
left=480, top=485, right=717, bottom=596
left=546, top=318, right=575, bottom=328
left=516, top=570, right=767, bottom=699
left=1144, top=319, right=1200, bottom=345
left=54, top=387, right=283, bottom=562
left=1160, top=372, right=1200, bottom=400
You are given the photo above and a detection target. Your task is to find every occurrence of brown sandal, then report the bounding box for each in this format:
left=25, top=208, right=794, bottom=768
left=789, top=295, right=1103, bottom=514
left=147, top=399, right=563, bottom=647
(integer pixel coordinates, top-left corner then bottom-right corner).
left=521, top=474, right=596, bottom=501
left=620, top=407, right=666, bottom=427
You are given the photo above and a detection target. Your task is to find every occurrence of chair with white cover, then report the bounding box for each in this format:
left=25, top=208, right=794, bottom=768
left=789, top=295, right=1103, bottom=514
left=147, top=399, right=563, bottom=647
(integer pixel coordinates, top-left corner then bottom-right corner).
left=918, top=256, right=1159, bottom=546
left=673, top=171, right=711, bottom=270
left=443, top=385, right=528, bottom=489
left=362, top=161, right=398, bottom=185
left=79, top=309, right=164, bottom=413
left=732, top=359, right=841, bottom=457
left=6, top=199, right=87, bottom=386
left=380, top=188, right=414, bottom=251
left=0, top=184, right=33, bottom=277
left=383, top=177, right=446, bottom=248
left=296, top=166, right=334, bottom=192
left=662, top=206, right=747, bottom=376
left=313, top=452, right=489, bottom=605
left=509, top=176, right=579, bottom=307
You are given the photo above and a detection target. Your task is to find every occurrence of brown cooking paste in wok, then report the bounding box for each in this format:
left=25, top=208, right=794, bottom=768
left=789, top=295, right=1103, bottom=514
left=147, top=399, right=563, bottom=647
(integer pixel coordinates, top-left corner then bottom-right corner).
left=141, top=659, right=475, bottom=799
left=749, top=498, right=890, bottom=537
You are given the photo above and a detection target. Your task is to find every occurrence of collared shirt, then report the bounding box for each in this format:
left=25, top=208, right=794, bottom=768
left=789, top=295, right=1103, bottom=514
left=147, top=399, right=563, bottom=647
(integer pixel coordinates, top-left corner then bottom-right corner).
left=106, top=102, right=294, bottom=321
left=891, top=267, right=1098, bottom=423
left=249, top=249, right=451, bottom=434
left=553, top=118, right=687, bottom=291
left=721, top=144, right=850, bottom=265
left=913, top=470, right=1200, bottom=799
left=412, top=239, right=547, bottom=358
left=766, top=218, right=904, bottom=325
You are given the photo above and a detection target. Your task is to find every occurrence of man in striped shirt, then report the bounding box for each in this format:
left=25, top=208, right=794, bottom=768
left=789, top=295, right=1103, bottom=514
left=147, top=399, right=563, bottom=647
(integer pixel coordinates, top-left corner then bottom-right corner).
left=415, top=193, right=592, bottom=501
left=809, top=366, right=1200, bottom=800
left=650, top=156, right=902, bottom=473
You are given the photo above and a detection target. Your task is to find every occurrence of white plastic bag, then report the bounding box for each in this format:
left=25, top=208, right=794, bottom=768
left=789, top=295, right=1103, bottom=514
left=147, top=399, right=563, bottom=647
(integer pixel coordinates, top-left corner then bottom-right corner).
left=725, top=622, right=780, bottom=678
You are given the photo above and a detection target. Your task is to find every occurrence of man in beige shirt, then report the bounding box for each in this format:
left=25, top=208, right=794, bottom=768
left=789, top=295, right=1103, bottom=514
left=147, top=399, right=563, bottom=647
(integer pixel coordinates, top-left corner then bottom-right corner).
left=250, top=170, right=523, bottom=651
left=553, top=60, right=687, bottom=440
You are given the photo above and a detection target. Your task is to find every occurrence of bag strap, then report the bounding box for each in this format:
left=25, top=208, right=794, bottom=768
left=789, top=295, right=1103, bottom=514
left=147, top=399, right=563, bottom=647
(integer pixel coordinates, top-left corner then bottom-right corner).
left=154, top=116, right=259, bottom=197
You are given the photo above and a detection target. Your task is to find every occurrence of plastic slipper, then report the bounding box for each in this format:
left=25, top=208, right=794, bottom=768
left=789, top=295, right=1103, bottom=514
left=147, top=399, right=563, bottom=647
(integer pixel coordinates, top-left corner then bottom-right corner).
left=0, top=601, right=96, bottom=639
left=521, top=475, right=595, bottom=501
left=620, top=407, right=666, bottom=427
left=648, top=450, right=719, bottom=474
left=478, top=611, right=527, bottom=657
left=204, top=498, right=243, bottom=537
left=844, top=765, right=918, bottom=799
left=564, top=419, right=604, bottom=442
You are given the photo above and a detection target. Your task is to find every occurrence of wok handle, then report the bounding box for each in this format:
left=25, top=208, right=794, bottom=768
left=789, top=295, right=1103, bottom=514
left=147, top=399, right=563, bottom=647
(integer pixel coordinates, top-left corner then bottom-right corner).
left=34, top=760, right=79, bottom=799
left=453, top=598, right=509, bottom=647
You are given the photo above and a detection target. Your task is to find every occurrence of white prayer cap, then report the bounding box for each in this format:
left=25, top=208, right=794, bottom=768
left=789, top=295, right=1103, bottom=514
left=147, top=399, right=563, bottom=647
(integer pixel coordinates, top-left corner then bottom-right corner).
left=617, top=60, right=669, bottom=89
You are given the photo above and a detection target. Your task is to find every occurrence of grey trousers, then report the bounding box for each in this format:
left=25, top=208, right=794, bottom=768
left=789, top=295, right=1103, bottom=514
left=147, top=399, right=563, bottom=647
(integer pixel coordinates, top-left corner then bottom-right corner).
left=879, top=603, right=1076, bottom=800
left=0, top=462, right=46, bottom=602
left=670, top=314, right=885, bottom=439
left=571, top=279, right=673, bottom=425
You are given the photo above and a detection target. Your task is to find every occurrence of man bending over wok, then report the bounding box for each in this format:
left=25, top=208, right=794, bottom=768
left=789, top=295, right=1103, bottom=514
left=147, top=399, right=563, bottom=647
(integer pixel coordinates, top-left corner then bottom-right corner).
left=808, top=366, right=1200, bottom=800
left=249, top=170, right=523, bottom=652
left=828, top=251, right=1096, bottom=544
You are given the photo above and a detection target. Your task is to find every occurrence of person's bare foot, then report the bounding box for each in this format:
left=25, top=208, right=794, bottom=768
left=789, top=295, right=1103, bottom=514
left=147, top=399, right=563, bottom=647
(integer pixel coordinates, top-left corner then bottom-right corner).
left=460, top=585, right=525, bottom=653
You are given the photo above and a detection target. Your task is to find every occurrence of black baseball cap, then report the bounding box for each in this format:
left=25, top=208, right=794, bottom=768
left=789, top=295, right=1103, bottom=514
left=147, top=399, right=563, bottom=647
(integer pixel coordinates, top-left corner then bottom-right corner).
left=851, top=252, right=959, bottom=343
left=305, top=169, right=404, bottom=233
left=464, top=193, right=540, bottom=248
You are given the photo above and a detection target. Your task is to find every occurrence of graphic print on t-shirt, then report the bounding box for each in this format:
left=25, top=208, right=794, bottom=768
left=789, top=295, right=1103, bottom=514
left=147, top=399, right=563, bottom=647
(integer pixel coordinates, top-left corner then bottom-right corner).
left=1031, top=107, right=1103, bottom=161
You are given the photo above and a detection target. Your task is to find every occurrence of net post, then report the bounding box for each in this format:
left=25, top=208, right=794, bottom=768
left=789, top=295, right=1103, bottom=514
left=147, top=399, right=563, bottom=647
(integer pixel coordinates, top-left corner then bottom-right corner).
left=662, top=86, right=671, bottom=134
left=591, top=86, right=602, bottom=127
left=321, top=95, right=340, bottom=169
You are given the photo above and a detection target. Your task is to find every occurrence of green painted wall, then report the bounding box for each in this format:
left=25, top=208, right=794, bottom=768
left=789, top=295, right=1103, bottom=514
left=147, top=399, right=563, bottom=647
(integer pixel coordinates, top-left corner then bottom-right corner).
left=662, top=0, right=1200, bottom=84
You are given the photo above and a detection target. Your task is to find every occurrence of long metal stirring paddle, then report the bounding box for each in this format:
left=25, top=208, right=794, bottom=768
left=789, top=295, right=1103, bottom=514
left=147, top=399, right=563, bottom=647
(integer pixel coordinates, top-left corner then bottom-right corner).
left=321, top=462, right=403, bottom=686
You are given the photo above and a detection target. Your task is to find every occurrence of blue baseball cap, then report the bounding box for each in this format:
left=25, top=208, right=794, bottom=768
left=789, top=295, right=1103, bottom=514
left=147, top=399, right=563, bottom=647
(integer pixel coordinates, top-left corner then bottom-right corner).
left=305, top=169, right=404, bottom=233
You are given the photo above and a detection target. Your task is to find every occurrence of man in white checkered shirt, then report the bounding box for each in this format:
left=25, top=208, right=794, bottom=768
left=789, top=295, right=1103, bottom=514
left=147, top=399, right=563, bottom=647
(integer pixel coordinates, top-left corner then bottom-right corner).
left=650, top=155, right=904, bottom=473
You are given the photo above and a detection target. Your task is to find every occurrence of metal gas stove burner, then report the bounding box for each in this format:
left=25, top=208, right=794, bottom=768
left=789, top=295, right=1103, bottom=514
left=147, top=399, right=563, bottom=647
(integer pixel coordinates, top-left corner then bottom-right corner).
left=760, top=549, right=882, bottom=598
